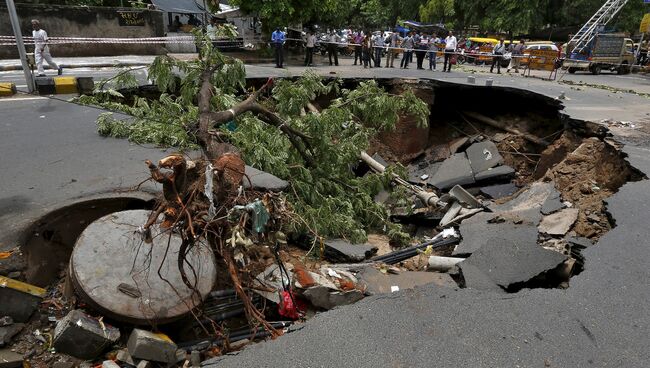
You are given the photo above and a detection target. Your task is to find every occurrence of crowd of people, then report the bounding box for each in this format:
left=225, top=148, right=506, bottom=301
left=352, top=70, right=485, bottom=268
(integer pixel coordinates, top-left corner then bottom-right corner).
left=270, top=28, right=541, bottom=75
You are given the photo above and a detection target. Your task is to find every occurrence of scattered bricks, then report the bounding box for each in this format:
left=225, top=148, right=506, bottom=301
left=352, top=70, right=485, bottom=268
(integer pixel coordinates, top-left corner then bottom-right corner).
left=0, top=348, right=22, bottom=368
left=53, top=309, right=120, bottom=360
left=0, top=83, right=17, bottom=97
left=0, top=276, right=46, bottom=322
left=127, top=329, right=177, bottom=364
left=101, top=361, right=120, bottom=368
left=53, top=76, right=78, bottom=94
left=76, top=77, right=94, bottom=95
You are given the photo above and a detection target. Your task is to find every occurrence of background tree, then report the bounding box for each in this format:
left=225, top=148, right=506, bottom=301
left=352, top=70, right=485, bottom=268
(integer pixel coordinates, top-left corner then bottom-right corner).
left=420, top=0, right=455, bottom=28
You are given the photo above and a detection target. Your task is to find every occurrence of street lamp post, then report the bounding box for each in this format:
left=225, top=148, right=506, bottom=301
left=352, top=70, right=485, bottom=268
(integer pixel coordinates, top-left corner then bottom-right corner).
left=5, top=0, right=35, bottom=93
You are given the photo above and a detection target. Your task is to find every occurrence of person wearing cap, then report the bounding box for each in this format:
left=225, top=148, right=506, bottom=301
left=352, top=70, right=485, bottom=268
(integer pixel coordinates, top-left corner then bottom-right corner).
left=31, top=19, right=62, bottom=77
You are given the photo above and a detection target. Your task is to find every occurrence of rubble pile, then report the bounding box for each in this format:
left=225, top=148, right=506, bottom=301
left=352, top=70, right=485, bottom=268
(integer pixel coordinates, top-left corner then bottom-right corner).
left=0, top=87, right=639, bottom=367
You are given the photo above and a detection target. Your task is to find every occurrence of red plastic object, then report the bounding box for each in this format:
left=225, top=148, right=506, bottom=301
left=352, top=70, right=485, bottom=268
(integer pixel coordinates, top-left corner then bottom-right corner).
left=278, top=290, right=303, bottom=320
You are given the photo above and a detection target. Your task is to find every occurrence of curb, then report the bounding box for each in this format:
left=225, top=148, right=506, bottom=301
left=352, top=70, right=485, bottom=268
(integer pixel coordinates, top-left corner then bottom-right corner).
left=35, top=76, right=94, bottom=95
left=0, top=61, right=151, bottom=72
left=0, top=82, right=17, bottom=96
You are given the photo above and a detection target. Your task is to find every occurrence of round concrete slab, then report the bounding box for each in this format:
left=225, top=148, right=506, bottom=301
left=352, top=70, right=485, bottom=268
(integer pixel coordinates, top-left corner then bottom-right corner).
left=70, top=210, right=217, bottom=324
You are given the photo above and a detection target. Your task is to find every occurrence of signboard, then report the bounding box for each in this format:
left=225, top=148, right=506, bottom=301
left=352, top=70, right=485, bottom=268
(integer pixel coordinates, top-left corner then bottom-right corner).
left=118, top=11, right=145, bottom=27
left=478, top=45, right=493, bottom=62
left=528, top=49, right=558, bottom=71
left=640, top=13, right=650, bottom=33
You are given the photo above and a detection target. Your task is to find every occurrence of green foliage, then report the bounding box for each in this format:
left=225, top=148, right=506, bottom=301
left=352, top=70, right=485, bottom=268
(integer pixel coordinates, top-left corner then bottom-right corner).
left=420, top=0, right=455, bottom=27
left=83, top=31, right=429, bottom=245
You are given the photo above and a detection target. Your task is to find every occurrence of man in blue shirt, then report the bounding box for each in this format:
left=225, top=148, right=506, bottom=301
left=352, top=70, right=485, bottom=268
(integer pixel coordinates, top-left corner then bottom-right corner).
left=271, top=28, right=285, bottom=68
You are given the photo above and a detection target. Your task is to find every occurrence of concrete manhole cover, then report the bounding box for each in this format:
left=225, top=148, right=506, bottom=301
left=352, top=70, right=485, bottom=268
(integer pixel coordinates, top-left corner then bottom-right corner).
left=70, top=210, right=217, bottom=324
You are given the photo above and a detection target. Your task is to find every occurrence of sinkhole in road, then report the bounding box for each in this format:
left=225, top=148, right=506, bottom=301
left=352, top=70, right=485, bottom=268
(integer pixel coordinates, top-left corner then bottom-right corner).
left=7, top=79, right=645, bottom=365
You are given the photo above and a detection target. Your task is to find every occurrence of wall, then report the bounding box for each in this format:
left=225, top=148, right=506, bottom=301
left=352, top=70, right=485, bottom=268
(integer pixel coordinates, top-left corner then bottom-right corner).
left=0, top=4, right=165, bottom=59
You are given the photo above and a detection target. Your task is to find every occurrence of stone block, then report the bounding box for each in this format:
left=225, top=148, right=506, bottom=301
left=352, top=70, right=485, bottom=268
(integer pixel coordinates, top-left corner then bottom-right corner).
left=101, top=361, right=120, bottom=368
left=0, top=348, right=22, bottom=368
left=127, top=329, right=177, bottom=363
left=474, top=165, right=515, bottom=182
left=323, top=239, right=378, bottom=263
left=53, top=309, right=120, bottom=360
left=429, top=153, right=475, bottom=190
left=539, top=208, right=580, bottom=236
left=466, top=141, right=504, bottom=173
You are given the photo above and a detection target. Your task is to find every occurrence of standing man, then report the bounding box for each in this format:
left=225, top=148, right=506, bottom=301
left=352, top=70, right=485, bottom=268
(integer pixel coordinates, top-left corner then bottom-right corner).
left=490, top=38, right=506, bottom=74
left=507, top=39, right=525, bottom=73
left=353, top=31, right=364, bottom=66
left=373, top=31, right=385, bottom=68
left=327, top=30, right=339, bottom=66
left=304, top=30, right=317, bottom=66
left=415, top=32, right=428, bottom=70
left=400, top=32, right=414, bottom=69
left=31, top=20, right=62, bottom=77
left=272, top=27, right=285, bottom=68
left=387, top=31, right=401, bottom=68
left=428, top=33, right=440, bottom=70
left=443, top=31, right=457, bottom=72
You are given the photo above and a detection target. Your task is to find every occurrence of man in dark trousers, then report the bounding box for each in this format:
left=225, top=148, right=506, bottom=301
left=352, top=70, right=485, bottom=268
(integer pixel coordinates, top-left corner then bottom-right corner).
left=443, top=31, right=457, bottom=72
left=271, top=28, right=285, bottom=68
left=353, top=31, right=364, bottom=66
left=327, top=30, right=339, bottom=66
left=490, top=38, right=506, bottom=74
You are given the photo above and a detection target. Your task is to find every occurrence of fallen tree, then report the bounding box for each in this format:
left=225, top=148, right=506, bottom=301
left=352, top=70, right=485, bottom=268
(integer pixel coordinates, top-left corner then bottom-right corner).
left=77, top=29, right=430, bottom=335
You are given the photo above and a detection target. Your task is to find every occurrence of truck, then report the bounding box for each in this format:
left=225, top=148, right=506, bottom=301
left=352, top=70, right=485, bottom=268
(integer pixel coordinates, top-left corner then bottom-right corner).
left=563, top=33, right=635, bottom=75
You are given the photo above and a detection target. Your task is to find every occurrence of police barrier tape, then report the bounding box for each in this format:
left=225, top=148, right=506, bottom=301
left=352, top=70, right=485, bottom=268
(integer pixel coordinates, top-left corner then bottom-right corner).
left=2, top=35, right=646, bottom=71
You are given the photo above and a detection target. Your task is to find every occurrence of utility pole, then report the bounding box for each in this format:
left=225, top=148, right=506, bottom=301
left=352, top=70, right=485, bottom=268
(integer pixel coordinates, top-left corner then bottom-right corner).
left=6, top=0, right=34, bottom=93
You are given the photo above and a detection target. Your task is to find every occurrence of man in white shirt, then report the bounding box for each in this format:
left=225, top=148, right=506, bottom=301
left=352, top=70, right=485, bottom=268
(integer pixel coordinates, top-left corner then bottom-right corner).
left=373, top=32, right=385, bottom=68
left=206, top=18, right=218, bottom=41
left=31, top=19, right=62, bottom=76
left=443, top=31, right=457, bottom=72
left=327, top=31, right=339, bottom=66
left=304, top=30, right=317, bottom=66
left=386, top=31, right=402, bottom=68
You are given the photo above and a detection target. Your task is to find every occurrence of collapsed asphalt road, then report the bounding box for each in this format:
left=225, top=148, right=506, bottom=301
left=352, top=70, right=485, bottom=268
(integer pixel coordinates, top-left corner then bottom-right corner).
left=1, top=69, right=649, bottom=367
left=203, top=143, right=650, bottom=367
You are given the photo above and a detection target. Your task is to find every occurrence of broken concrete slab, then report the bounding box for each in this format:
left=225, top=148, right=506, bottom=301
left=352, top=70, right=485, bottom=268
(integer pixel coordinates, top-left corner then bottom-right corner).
left=136, top=361, right=152, bottom=368
left=541, top=187, right=565, bottom=215
left=302, top=287, right=364, bottom=310
left=567, top=237, right=593, bottom=249
left=466, top=141, right=504, bottom=174
left=480, top=183, right=518, bottom=199
left=427, top=256, right=465, bottom=272
left=0, top=323, right=24, bottom=347
left=488, top=181, right=557, bottom=226
left=115, top=349, right=135, bottom=366
left=460, top=237, right=567, bottom=289
left=429, top=153, right=475, bottom=190
left=474, top=165, right=515, bottom=182
left=0, top=318, right=11, bottom=328
left=0, top=349, right=23, bottom=368
left=127, top=329, right=177, bottom=364
left=457, top=263, right=504, bottom=292
left=453, top=212, right=539, bottom=256
left=324, top=239, right=378, bottom=263
left=408, top=161, right=442, bottom=183
left=243, top=166, right=289, bottom=192
left=53, top=309, right=120, bottom=360
left=539, top=208, right=580, bottom=236
left=356, top=267, right=457, bottom=295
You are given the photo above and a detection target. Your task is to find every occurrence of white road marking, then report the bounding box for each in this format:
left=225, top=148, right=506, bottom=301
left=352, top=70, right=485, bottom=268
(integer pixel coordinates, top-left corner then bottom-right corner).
left=0, top=96, right=47, bottom=102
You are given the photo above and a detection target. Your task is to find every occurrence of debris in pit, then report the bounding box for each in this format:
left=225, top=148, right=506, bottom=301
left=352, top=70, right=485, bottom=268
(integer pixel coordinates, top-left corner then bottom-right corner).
left=539, top=208, right=580, bottom=236
left=52, top=309, right=120, bottom=360
left=429, top=153, right=475, bottom=190
left=466, top=140, right=504, bottom=174
left=541, top=188, right=565, bottom=215
left=480, top=183, right=518, bottom=199
left=127, top=329, right=178, bottom=364
left=427, top=256, right=465, bottom=272
left=302, top=287, right=365, bottom=310
left=0, top=275, right=46, bottom=323
left=473, top=165, right=515, bottom=182
left=453, top=212, right=539, bottom=256
left=0, top=321, right=24, bottom=348
left=458, top=237, right=568, bottom=290
left=323, top=239, right=378, bottom=263
left=0, top=348, right=23, bottom=368
left=356, top=266, right=457, bottom=294
left=243, top=165, right=289, bottom=192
